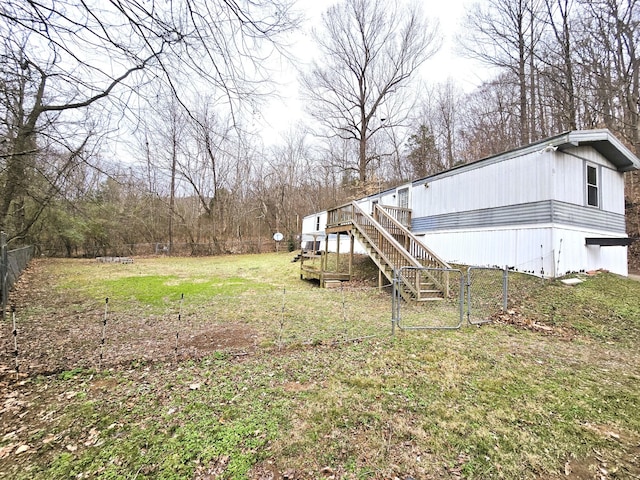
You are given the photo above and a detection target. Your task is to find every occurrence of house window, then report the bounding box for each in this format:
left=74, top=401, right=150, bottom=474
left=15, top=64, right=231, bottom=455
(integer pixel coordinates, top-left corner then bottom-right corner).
left=398, top=187, right=409, bottom=209
left=315, top=216, right=320, bottom=231
left=586, top=164, right=599, bottom=207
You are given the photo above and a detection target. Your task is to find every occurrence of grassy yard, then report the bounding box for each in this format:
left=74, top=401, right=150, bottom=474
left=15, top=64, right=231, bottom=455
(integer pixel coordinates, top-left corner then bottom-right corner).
left=0, top=253, right=639, bottom=479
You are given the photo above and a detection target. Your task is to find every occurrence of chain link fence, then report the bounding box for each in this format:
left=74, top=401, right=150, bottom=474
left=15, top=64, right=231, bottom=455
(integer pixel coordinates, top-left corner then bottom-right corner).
left=1, top=232, right=35, bottom=319
left=392, top=267, right=466, bottom=331
left=467, top=266, right=508, bottom=325
left=392, top=266, right=508, bottom=331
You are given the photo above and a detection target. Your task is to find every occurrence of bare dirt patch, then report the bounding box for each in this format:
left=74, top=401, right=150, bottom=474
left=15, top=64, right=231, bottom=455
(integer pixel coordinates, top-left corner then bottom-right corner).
left=0, top=317, right=261, bottom=379
left=559, top=424, right=640, bottom=480
left=184, top=323, right=258, bottom=352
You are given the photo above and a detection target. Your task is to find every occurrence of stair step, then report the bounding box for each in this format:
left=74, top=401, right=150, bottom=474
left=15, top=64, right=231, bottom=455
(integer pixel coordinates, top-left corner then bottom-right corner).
left=415, top=296, right=445, bottom=302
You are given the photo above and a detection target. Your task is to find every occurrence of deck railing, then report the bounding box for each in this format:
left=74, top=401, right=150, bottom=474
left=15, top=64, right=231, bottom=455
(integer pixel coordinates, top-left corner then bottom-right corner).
left=326, top=202, right=355, bottom=228
left=372, top=204, right=450, bottom=296
left=327, top=203, right=411, bottom=230
left=376, top=205, right=412, bottom=229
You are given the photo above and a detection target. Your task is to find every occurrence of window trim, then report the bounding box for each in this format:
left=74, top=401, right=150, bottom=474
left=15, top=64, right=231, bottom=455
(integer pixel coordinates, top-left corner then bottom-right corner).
left=585, top=163, right=600, bottom=208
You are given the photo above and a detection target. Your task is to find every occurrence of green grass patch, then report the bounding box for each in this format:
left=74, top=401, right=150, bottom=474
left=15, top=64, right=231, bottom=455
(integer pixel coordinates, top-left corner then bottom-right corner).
left=99, top=274, right=260, bottom=307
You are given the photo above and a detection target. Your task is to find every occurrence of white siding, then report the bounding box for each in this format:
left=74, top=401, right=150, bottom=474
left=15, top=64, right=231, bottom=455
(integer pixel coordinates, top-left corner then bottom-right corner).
left=411, top=153, right=555, bottom=218
left=552, top=146, right=624, bottom=213
left=600, top=166, right=626, bottom=213
left=552, top=227, right=628, bottom=276
left=419, top=225, right=628, bottom=277
left=301, top=213, right=327, bottom=244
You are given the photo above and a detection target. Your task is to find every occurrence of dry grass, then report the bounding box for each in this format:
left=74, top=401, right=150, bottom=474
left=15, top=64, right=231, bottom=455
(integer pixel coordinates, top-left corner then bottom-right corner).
left=0, top=253, right=639, bottom=479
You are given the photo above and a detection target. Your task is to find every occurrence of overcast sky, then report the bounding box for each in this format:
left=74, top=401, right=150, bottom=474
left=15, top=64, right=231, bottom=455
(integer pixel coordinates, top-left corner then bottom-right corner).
left=256, top=0, right=487, bottom=144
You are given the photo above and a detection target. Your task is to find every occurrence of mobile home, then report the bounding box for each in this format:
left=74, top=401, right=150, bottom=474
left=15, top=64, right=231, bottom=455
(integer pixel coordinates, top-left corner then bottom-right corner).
left=301, top=130, right=639, bottom=281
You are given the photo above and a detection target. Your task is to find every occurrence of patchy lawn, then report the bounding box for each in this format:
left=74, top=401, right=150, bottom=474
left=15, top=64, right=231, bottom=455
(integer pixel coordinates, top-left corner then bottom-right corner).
left=1, top=254, right=639, bottom=479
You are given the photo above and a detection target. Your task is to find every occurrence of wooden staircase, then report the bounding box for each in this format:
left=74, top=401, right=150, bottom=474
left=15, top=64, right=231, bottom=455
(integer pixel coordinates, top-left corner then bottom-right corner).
left=326, top=202, right=451, bottom=302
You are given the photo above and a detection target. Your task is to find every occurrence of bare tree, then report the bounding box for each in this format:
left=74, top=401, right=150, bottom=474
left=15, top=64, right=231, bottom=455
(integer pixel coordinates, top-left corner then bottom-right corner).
left=0, top=0, right=297, bottom=242
left=462, top=0, right=543, bottom=145
left=540, top=0, right=578, bottom=132
left=302, top=0, right=440, bottom=192
left=457, top=76, right=523, bottom=161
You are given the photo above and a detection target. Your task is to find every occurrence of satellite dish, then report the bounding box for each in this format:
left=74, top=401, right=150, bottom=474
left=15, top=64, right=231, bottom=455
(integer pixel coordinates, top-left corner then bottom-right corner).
left=273, top=232, right=284, bottom=242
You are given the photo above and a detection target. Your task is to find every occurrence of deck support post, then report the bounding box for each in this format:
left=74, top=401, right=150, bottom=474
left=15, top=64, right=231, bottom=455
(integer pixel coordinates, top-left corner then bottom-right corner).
left=322, top=234, right=329, bottom=272
left=349, top=232, right=354, bottom=279
left=336, top=232, right=341, bottom=273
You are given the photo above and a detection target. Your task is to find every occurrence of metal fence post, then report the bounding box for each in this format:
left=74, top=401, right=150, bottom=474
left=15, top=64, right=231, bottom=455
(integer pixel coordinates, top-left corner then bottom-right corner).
left=503, top=266, right=509, bottom=312
left=391, top=269, right=397, bottom=335
left=1, top=232, right=7, bottom=320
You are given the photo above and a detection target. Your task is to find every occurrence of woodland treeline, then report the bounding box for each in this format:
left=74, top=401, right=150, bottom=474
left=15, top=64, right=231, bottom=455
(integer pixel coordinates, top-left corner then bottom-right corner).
left=0, top=0, right=639, bottom=264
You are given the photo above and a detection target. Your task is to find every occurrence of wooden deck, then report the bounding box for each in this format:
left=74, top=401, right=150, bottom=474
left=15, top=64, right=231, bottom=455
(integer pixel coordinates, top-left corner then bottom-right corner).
left=299, top=252, right=351, bottom=287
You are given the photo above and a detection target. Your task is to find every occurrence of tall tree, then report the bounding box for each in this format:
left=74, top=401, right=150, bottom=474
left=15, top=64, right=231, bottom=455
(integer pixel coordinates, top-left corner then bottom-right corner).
left=462, top=0, right=542, bottom=145
left=0, top=0, right=297, bottom=243
left=302, top=0, right=440, bottom=192
left=541, top=0, right=578, bottom=132
left=405, top=124, right=442, bottom=179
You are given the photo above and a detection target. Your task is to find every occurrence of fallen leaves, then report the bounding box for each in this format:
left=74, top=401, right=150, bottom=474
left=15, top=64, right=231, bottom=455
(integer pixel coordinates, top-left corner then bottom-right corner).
left=0, top=444, right=16, bottom=459
left=14, top=445, right=30, bottom=455
left=492, top=307, right=575, bottom=338
left=83, top=428, right=100, bottom=447
left=0, top=443, right=31, bottom=458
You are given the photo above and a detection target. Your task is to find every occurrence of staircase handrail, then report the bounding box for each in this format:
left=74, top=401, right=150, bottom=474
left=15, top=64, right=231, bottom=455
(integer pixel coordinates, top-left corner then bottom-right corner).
left=374, top=204, right=451, bottom=296
left=377, top=204, right=412, bottom=228
left=374, top=204, right=450, bottom=270
left=349, top=202, right=425, bottom=299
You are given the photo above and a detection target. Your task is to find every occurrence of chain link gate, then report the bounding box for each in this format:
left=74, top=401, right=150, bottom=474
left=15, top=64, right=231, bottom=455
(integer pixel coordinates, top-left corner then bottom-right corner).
left=392, top=267, right=465, bottom=331
left=392, top=266, right=508, bottom=332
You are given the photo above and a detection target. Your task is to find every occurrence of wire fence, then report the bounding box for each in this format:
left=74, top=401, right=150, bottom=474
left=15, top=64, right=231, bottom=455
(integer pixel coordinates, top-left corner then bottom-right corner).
left=467, top=266, right=508, bottom=325
left=0, top=285, right=392, bottom=377
left=1, top=265, right=510, bottom=378
left=392, top=268, right=466, bottom=331
left=1, top=232, right=35, bottom=320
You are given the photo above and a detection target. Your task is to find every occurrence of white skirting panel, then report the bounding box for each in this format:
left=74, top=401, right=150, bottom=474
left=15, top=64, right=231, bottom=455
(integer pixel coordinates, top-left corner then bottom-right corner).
left=417, top=225, right=629, bottom=278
